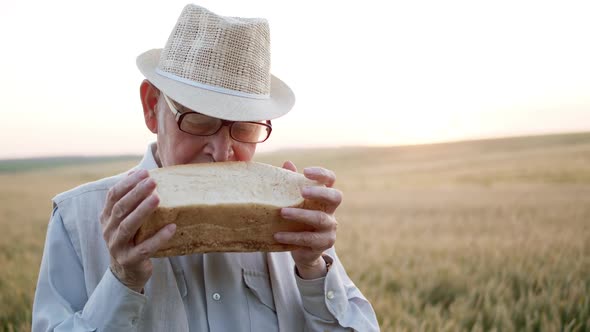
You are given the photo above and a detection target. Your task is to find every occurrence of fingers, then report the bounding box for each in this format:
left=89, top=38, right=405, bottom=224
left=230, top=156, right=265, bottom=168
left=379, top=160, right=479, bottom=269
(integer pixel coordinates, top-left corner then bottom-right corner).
left=100, top=169, right=170, bottom=292
left=304, top=167, right=336, bottom=187
left=282, top=160, right=298, bottom=172
left=281, top=207, right=338, bottom=231
left=112, top=192, right=160, bottom=249
left=128, top=223, right=176, bottom=264
left=102, top=176, right=157, bottom=236
left=301, top=186, right=342, bottom=214
left=276, top=165, right=341, bottom=276
left=102, top=170, right=150, bottom=223
left=274, top=231, right=335, bottom=251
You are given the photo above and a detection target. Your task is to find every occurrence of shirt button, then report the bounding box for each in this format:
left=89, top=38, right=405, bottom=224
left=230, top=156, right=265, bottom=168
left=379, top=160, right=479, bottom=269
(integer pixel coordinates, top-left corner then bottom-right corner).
left=326, top=290, right=335, bottom=300
left=212, top=292, right=221, bottom=301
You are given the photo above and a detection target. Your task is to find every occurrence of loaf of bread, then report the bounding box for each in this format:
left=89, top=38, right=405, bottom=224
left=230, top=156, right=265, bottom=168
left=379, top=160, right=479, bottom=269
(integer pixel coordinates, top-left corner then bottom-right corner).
left=134, top=161, right=325, bottom=257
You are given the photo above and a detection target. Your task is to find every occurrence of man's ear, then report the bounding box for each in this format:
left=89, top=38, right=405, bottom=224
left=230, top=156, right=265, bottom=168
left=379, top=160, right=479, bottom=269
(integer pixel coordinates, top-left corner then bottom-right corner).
left=140, top=79, right=159, bottom=134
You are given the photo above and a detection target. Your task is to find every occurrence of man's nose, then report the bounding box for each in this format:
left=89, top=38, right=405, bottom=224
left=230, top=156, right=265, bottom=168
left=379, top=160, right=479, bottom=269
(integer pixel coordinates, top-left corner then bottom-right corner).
left=210, top=126, right=234, bottom=162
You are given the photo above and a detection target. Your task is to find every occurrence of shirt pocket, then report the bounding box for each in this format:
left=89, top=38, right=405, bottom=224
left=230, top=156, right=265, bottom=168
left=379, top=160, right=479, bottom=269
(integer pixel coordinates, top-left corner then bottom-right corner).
left=242, top=269, right=278, bottom=331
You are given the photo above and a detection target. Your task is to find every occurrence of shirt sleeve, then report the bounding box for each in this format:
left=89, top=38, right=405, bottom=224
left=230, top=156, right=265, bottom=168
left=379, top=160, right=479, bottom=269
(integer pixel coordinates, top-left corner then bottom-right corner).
left=295, top=248, right=381, bottom=332
left=32, top=208, right=147, bottom=332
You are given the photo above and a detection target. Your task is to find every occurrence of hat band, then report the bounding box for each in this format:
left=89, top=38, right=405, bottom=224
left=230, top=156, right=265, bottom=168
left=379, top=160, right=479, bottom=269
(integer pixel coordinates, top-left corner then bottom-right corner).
left=156, top=68, right=270, bottom=100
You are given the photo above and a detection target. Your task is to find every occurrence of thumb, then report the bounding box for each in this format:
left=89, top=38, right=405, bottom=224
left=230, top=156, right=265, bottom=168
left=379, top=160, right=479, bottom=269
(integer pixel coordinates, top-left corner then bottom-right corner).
left=282, top=160, right=298, bottom=173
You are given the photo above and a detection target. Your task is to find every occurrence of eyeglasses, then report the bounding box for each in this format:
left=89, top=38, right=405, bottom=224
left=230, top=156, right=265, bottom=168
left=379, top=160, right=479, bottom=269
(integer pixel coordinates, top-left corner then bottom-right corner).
left=162, top=94, right=272, bottom=143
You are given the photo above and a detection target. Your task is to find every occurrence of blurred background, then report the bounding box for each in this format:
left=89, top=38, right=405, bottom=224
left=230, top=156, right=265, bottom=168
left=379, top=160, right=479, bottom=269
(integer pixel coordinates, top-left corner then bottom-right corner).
left=0, top=0, right=589, bottom=331
left=1, top=0, right=589, bottom=156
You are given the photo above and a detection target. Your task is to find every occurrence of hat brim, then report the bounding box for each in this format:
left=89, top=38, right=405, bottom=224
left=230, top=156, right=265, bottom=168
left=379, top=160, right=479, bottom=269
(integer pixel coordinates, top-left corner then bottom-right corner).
left=137, top=49, right=295, bottom=121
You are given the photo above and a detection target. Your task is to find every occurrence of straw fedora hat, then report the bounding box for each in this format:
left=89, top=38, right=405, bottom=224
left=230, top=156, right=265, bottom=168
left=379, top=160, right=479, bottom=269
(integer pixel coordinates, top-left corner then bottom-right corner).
left=136, top=4, right=295, bottom=121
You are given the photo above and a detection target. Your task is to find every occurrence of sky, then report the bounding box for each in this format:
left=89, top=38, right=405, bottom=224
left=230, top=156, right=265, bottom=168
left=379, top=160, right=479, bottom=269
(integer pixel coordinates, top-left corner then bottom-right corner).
left=0, top=0, right=589, bottom=158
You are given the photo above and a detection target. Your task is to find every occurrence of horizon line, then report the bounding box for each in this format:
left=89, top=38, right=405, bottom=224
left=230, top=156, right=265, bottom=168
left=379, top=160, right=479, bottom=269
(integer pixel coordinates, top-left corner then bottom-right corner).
left=2, top=130, right=589, bottom=162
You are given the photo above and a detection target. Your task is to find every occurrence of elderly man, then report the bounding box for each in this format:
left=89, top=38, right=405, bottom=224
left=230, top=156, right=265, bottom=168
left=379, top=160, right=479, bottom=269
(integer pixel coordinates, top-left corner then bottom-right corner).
left=32, top=4, right=379, bottom=332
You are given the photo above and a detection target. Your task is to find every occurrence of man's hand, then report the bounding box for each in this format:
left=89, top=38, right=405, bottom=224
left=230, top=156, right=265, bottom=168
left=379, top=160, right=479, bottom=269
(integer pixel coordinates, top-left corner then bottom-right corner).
left=274, top=161, right=342, bottom=279
left=100, top=169, right=176, bottom=293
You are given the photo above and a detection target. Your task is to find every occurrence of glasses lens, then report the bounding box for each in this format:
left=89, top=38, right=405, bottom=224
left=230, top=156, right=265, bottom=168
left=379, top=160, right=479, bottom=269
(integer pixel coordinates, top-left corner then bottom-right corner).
left=231, top=122, right=271, bottom=143
left=180, top=113, right=222, bottom=135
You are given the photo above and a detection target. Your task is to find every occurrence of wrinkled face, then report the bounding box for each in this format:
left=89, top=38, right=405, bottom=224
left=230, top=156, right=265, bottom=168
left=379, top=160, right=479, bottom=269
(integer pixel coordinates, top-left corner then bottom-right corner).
left=154, top=93, right=257, bottom=167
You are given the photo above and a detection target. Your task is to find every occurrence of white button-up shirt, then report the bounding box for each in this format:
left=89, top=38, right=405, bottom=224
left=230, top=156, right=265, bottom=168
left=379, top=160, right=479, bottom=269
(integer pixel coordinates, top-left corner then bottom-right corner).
left=32, top=143, right=380, bottom=331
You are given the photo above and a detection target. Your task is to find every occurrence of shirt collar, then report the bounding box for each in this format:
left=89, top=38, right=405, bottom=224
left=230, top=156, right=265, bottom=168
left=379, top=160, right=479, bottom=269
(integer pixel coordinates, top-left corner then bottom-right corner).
left=137, top=142, right=159, bottom=170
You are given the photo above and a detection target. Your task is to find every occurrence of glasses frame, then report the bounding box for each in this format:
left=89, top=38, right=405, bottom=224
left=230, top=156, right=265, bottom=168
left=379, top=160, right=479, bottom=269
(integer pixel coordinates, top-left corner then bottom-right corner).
left=162, top=93, right=273, bottom=143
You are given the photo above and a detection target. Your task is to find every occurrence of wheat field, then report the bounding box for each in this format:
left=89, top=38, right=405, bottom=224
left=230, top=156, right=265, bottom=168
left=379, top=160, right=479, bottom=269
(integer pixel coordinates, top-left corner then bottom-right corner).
left=1, top=133, right=589, bottom=331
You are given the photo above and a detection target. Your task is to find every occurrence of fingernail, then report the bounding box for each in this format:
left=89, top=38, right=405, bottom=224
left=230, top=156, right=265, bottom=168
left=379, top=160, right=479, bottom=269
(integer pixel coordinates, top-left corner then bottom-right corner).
left=145, top=178, right=156, bottom=188
left=305, top=168, right=323, bottom=178
left=166, top=223, right=176, bottom=233
left=150, top=193, right=160, bottom=205
left=274, top=233, right=285, bottom=241
left=281, top=208, right=295, bottom=218
left=301, top=187, right=311, bottom=196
